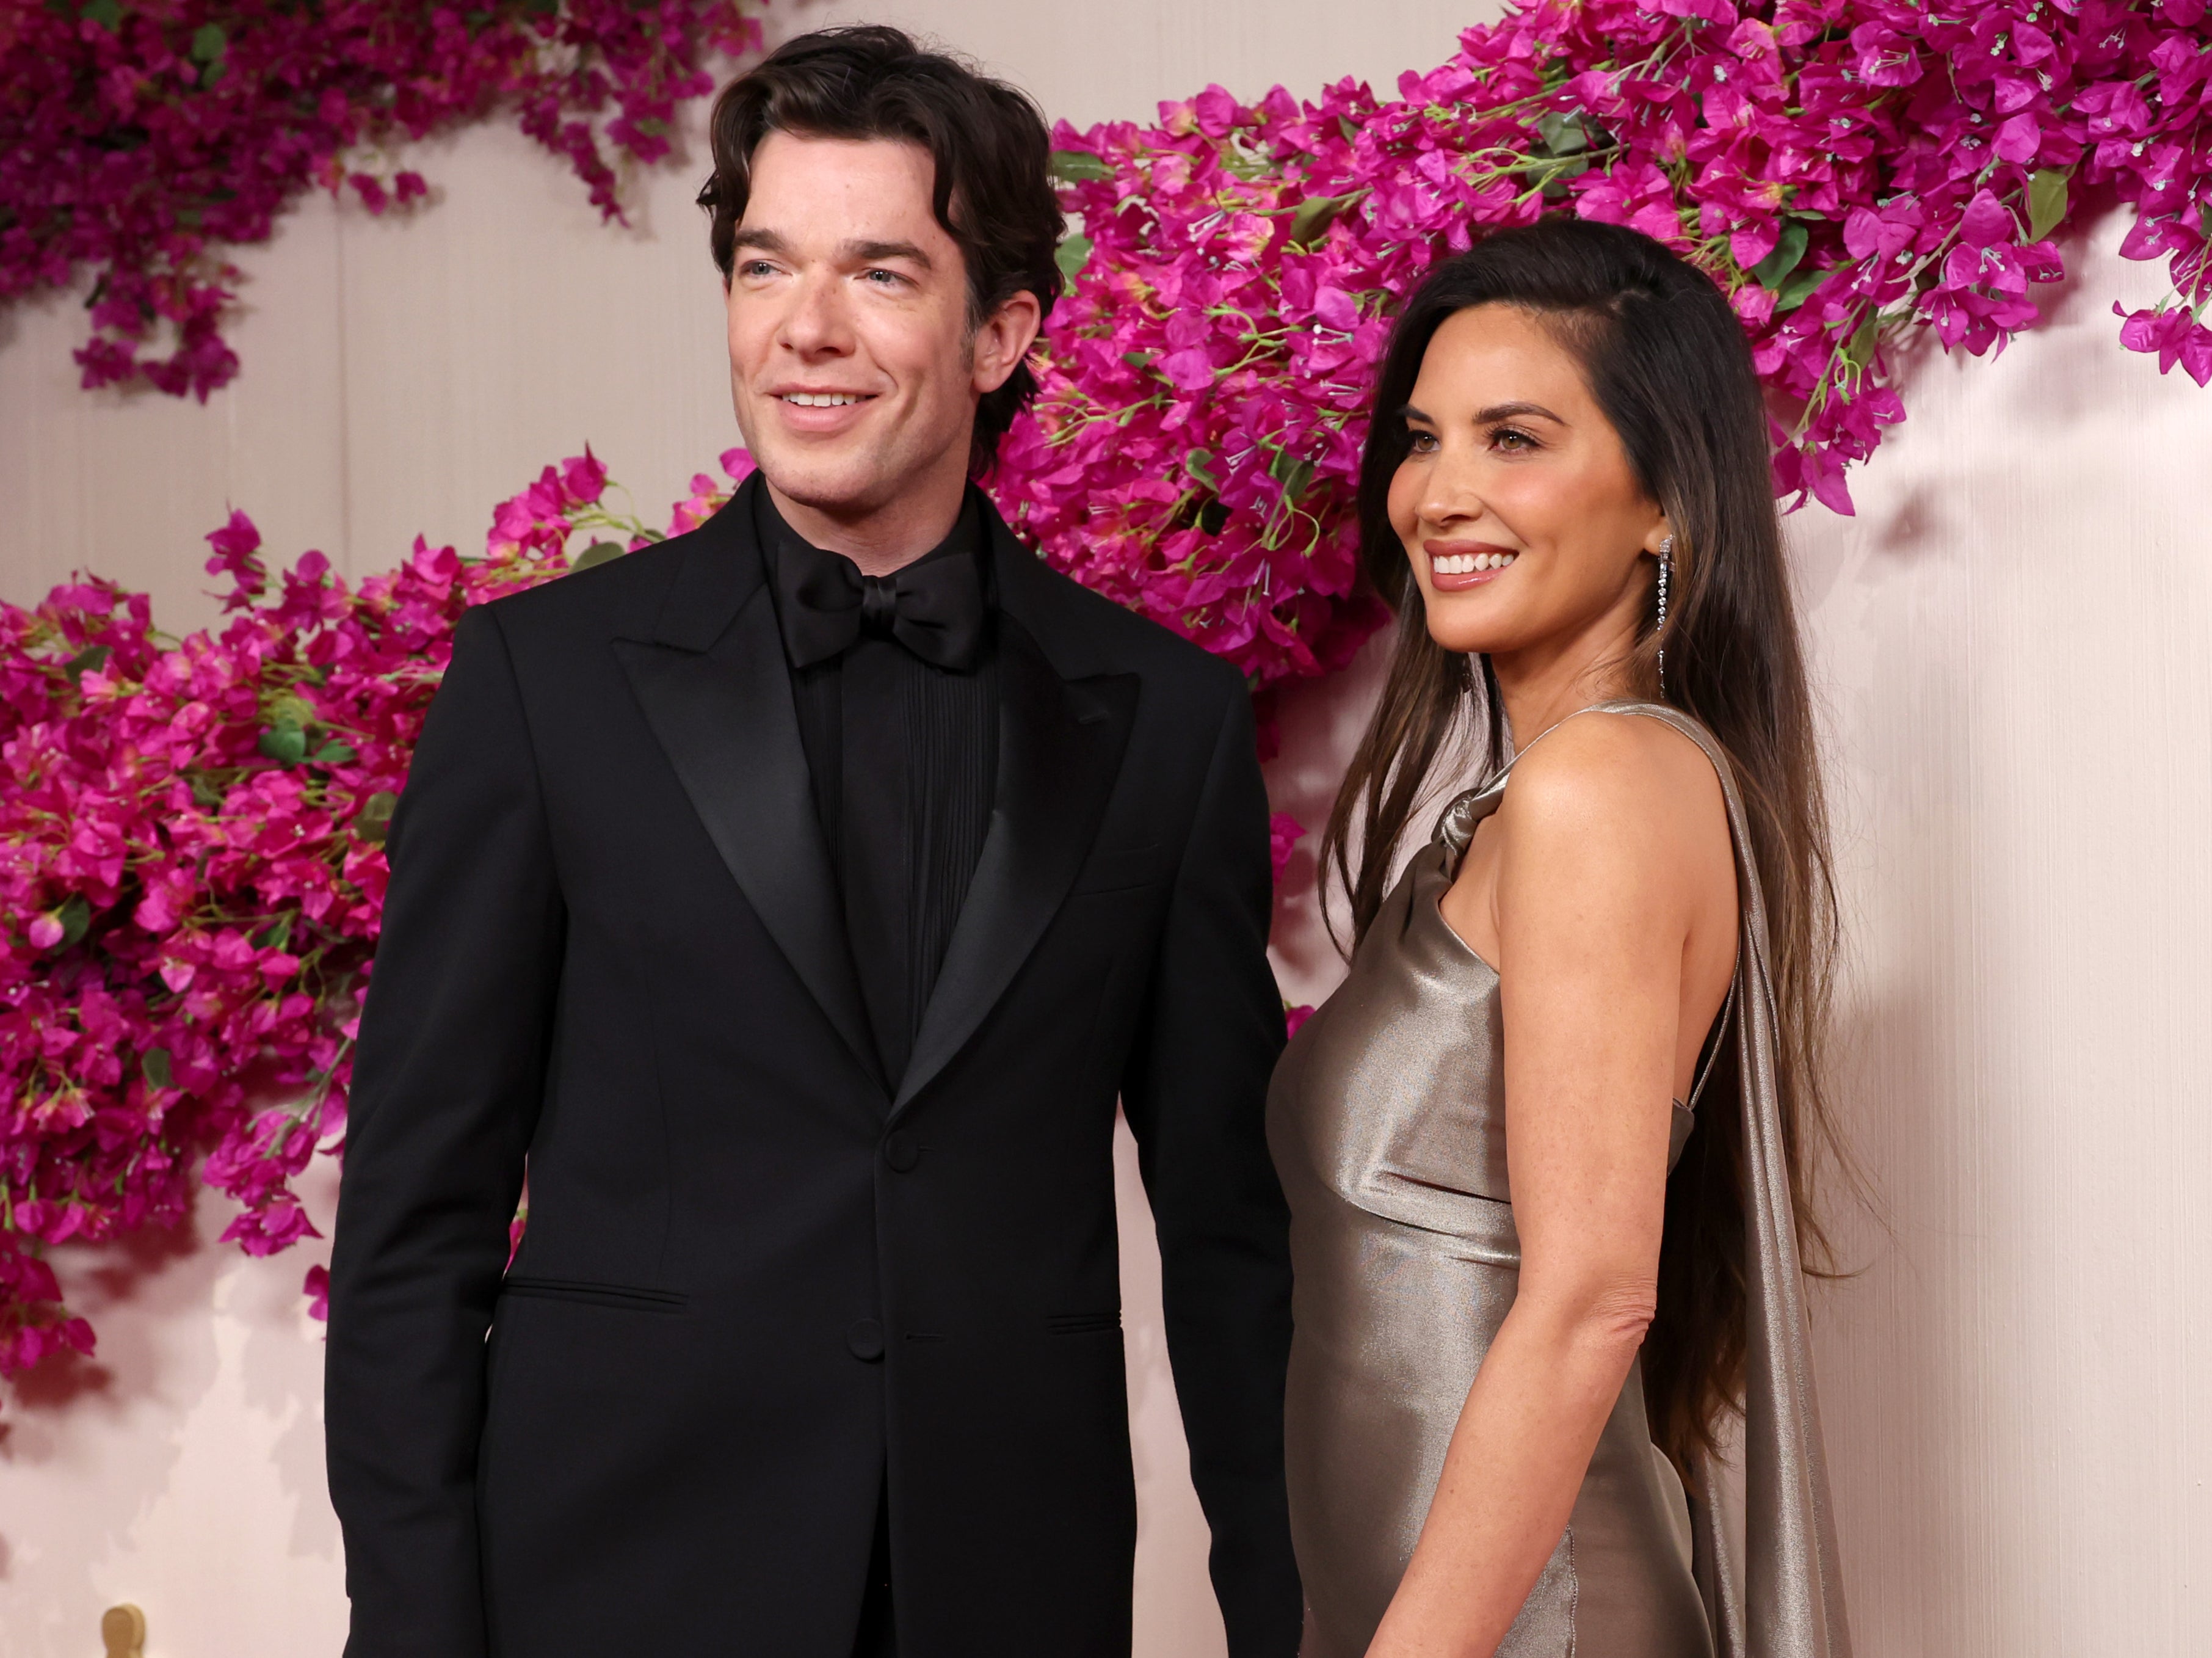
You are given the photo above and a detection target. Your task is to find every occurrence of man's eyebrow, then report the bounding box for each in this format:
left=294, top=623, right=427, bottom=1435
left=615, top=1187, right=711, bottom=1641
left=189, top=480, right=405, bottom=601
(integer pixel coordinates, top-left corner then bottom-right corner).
left=844, top=238, right=933, bottom=269
left=730, top=227, right=793, bottom=256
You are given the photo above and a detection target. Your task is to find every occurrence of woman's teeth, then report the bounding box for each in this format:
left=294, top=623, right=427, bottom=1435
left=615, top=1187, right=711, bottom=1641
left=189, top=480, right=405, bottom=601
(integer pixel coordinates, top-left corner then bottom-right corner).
left=1432, top=551, right=1517, bottom=575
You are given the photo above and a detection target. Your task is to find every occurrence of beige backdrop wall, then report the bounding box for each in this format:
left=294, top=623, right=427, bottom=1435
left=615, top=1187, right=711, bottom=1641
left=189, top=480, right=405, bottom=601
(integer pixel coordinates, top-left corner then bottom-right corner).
left=2, top=2, right=2208, bottom=1654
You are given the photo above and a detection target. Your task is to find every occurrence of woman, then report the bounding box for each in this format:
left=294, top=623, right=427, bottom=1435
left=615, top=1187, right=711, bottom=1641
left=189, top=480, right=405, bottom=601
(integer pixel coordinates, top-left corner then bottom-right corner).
left=1266, top=217, right=1852, bottom=1657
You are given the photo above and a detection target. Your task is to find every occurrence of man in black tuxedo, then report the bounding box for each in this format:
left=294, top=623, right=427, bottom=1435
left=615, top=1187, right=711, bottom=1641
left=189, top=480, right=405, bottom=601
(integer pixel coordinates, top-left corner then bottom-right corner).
left=325, top=26, right=1301, bottom=1658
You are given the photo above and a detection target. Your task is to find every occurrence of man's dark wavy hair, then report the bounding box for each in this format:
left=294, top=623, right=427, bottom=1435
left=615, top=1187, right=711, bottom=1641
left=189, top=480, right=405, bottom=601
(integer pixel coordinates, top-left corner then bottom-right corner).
left=697, top=26, right=1064, bottom=476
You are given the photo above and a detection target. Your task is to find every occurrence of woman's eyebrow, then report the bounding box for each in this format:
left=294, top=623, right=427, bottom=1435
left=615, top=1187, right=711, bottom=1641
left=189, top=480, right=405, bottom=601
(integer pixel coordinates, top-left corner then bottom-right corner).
left=1473, top=399, right=1565, bottom=425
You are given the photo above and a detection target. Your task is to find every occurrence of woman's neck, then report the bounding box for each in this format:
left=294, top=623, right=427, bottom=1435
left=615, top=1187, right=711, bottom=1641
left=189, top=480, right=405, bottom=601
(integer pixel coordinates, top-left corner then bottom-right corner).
left=1490, top=616, right=1640, bottom=755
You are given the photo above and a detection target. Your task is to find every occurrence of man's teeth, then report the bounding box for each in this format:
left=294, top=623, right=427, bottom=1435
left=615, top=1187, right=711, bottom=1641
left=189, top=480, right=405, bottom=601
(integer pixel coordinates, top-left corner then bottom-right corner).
left=1432, top=551, right=1517, bottom=575
left=784, top=392, right=863, bottom=407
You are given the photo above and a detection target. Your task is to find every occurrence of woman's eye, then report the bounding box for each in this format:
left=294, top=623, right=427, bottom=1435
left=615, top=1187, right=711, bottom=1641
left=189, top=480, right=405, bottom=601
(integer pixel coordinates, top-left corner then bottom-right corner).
left=1492, top=426, right=1538, bottom=452
left=1407, top=431, right=1439, bottom=454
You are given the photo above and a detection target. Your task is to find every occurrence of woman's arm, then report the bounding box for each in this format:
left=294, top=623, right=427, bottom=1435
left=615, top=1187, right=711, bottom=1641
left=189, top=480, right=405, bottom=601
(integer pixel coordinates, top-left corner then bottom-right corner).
left=1371, top=713, right=1731, bottom=1657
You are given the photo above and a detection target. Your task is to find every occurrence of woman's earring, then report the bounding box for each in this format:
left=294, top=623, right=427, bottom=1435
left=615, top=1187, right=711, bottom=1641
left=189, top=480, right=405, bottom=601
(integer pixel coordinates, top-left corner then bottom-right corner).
left=1655, top=533, right=1674, bottom=696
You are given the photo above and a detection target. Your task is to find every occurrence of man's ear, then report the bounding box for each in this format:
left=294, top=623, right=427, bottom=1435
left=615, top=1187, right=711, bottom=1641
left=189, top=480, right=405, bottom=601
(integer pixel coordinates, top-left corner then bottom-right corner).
left=971, top=291, right=1043, bottom=395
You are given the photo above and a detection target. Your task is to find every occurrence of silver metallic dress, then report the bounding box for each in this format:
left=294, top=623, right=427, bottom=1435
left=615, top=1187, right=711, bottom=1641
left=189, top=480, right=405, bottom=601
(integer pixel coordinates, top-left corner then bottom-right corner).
left=1266, top=702, right=1850, bottom=1658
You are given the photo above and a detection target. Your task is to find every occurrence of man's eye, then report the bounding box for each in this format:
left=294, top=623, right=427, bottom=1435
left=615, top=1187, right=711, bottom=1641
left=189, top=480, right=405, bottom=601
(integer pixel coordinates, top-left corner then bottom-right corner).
left=739, top=260, right=777, bottom=279
left=861, top=268, right=905, bottom=286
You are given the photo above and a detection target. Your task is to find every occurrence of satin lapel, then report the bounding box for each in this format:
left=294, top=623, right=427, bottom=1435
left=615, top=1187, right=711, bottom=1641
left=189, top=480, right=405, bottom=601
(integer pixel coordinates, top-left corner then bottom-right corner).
left=612, top=491, right=881, bottom=1091
left=893, top=616, right=1137, bottom=1116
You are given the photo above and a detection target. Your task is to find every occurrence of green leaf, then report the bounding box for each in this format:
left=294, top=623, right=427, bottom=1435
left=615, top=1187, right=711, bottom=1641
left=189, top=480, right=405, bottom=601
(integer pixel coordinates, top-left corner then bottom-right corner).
left=2026, top=167, right=2073, bottom=243
left=1185, top=449, right=1218, bottom=490
left=56, top=894, right=90, bottom=951
left=1536, top=111, right=1589, bottom=157
left=1054, top=234, right=1093, bottom=281
left=1752, top=220, right=1810, bottom=288
left=355, top=791, right=399, bottom=843
left=568, top=540, right=626, bottom=572
left=187, top=771, right=225, bottom=810
left=78, top=0, right=120, bottom=31
left=252, top=914, right=292, bottom=951
left=1048, top=149, right=1113, bottom=184
left=1286, top=193, right=1352, bottom=247
left=62, top=644, right=111, bottom=683
left=189, top=23, right=226, bottom=62
left=142, top=1047, right=173, bottom=1091
left=1120, top=349, right=1155, bottom=369
left=1843, top=312, right=1880, bottom=369
left=1774, top=263, right=1830, bottom=314
left=1269, top=452, right=1315, bottom=500
left=310, top=740, right=357, bottom=766
left=258, top=722, right=308, bottom=766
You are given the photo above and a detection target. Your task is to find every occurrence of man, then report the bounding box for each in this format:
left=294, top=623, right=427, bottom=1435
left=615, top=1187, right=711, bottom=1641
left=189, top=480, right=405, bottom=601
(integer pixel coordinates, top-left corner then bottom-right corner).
left=325, top=26, right=1301, bottom=1658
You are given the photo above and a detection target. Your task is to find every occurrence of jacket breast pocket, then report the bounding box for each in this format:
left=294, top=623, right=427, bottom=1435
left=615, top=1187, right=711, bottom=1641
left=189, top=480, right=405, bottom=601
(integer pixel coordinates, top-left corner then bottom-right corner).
left=1070, top=842, right=1165, bottom=897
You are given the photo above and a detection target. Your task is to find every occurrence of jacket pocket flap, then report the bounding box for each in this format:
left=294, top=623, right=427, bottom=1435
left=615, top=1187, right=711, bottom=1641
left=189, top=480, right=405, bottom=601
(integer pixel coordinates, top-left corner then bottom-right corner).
left=499, top=1276, right=689, bottom=1312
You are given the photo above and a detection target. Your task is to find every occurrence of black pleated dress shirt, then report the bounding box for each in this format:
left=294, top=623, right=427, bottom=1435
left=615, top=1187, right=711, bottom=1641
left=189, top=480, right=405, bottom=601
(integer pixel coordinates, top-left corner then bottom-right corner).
left=753, top=484, right=1000, bottom=1097
left=755, top=486, right=1001, bottom=1657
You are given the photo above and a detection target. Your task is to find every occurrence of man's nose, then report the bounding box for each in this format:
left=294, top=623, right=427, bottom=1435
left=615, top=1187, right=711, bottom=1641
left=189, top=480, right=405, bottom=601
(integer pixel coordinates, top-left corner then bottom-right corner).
left=780, top=271, right=853, bottom=357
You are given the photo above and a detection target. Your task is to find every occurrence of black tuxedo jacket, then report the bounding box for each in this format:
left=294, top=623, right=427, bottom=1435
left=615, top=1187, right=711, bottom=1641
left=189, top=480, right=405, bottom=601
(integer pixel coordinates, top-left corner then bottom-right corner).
left=325, top=487, right=1302, bottom=1657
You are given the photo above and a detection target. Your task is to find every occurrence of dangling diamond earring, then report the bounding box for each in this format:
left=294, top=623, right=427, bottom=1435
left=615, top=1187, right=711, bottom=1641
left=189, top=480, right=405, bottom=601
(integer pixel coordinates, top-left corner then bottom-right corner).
left=1655, top=533, right=1674, bottom=696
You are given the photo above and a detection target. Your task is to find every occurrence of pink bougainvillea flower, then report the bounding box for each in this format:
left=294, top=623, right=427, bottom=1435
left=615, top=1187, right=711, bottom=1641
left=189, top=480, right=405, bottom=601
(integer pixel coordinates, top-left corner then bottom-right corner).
left=2, top=1, right=766, bottom=399
left=9, top=0, right=2212, bottom=1389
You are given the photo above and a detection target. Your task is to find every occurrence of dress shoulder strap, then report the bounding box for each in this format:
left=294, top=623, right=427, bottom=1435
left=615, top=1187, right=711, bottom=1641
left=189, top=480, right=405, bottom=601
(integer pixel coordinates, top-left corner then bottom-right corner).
left=1434, top=700, right=1616, bottom=859
left=1576, top=699, right=1854, bottom=1658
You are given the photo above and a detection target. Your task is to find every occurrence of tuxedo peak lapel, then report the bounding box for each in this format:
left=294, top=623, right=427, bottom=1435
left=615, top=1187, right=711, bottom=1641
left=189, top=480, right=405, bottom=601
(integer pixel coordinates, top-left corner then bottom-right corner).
left=647, top=476, right=769, bottom=652
left=894, top=617, right=1137, bottom=1115
left=613, top=489, right=883, bottom=1094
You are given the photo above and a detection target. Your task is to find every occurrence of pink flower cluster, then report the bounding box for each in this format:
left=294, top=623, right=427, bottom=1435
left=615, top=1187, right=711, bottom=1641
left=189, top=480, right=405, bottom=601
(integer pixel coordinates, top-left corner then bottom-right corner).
left=993, top=0, right=2212, bottom=693
left=0, top=448, right=744, bottom=1378
left=0, top=0, right=760, bottom=398
left=12, top=0, right=2212, bottom=1384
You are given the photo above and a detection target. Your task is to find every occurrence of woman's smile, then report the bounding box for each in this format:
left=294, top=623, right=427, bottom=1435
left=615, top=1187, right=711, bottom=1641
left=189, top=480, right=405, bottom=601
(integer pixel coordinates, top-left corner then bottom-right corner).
left=1426, top=540, right=1520, bottom=591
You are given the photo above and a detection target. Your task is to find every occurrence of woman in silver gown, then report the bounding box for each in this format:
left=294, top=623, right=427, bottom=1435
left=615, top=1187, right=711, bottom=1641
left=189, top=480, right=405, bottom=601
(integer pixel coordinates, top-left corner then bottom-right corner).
left=1267, top=220, right=1853, bottom=1657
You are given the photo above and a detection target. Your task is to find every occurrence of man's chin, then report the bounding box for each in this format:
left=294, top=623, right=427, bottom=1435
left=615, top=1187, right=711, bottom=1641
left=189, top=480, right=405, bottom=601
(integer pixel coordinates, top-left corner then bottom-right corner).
left=753, top=455, right=897, bottom=522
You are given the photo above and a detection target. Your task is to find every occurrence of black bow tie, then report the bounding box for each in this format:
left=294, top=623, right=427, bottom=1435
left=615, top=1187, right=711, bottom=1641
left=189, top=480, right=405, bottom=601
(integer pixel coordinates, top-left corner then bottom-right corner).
left=772, top=531, right=988, bottom=673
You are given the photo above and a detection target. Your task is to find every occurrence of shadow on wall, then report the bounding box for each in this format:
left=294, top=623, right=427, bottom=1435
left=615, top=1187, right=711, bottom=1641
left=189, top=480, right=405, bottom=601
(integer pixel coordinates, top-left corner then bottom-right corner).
left=0, top=1196, right=221, bottom=1642
left=0, top=1164, right=345, bottom=1657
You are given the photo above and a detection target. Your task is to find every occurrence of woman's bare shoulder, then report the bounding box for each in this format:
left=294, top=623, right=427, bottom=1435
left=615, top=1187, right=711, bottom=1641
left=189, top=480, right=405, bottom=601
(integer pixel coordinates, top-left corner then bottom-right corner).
left=1493, top=709, right=1727, bottom=878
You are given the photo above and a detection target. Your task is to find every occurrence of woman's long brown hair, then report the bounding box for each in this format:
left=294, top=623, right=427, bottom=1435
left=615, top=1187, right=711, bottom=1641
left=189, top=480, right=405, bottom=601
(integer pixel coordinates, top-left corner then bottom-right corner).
left=1319, top=217, right=1844, bottom=1486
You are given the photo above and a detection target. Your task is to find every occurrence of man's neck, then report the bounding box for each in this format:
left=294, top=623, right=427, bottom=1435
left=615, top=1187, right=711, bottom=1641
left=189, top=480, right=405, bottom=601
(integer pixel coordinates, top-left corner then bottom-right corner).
left=766, top=472, right=969, bottom=578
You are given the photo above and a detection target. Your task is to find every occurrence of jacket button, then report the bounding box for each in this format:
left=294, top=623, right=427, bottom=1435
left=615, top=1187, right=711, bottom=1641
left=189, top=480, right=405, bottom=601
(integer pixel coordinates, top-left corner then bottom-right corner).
left=883, top=1132, right=920, bottom=1173
left=846, top=1318, right=885, bottom=1361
